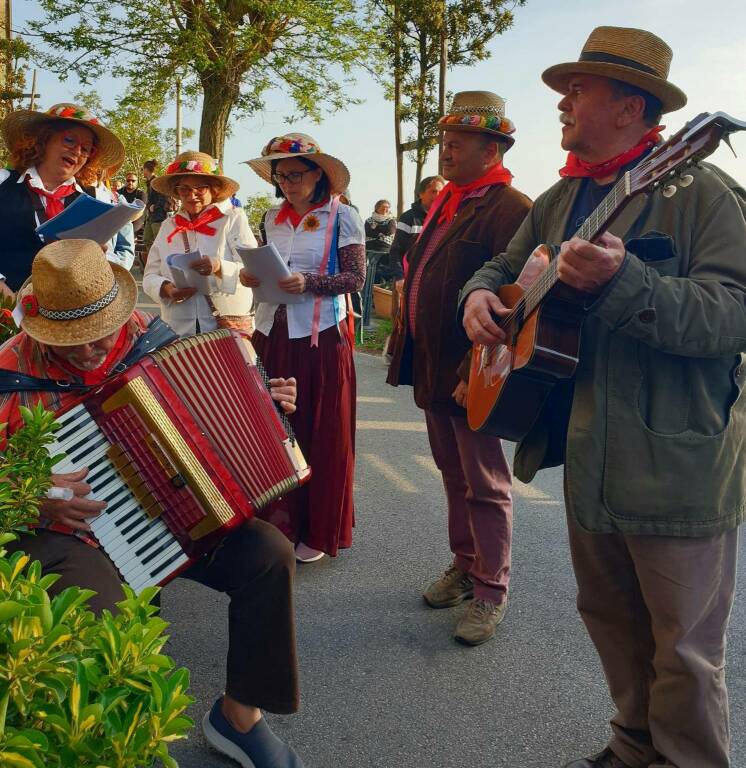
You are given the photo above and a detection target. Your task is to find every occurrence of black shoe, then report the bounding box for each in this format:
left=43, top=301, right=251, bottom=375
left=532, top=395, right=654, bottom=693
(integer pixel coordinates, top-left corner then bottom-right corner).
left=563, top=747, right=634, bottom=768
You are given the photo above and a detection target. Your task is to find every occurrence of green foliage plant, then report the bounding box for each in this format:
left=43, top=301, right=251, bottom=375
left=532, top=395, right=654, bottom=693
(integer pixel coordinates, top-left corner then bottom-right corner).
left=0, top=407, right=194, bottom=767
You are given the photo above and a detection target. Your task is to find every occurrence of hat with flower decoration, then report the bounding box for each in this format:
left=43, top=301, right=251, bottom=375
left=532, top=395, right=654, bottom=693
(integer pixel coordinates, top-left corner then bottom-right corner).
left=245, top=133, right=351, bottom=196
left=2, top=103, right=125, bottom=169
left=438, top=91, right=516, bottom=148
left=17, top=239, right=137, bottom=346
left=150, top=150, right=239, bottom=202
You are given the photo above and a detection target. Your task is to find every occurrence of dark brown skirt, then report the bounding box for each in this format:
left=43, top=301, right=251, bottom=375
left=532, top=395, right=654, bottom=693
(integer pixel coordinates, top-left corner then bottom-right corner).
left=252, top=312, right=356, bottom=556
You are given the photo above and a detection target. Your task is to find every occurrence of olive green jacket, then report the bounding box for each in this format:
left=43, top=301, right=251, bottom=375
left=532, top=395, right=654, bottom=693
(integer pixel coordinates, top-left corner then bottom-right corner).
left=459, top=163, right=746, bottom=536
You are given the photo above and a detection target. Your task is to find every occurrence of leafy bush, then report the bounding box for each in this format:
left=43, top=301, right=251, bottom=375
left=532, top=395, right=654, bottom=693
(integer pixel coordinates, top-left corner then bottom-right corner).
left=0, top=406, right=194, bottom=767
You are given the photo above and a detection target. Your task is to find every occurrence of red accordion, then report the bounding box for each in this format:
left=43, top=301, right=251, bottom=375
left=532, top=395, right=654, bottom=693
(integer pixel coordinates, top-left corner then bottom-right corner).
left=49, top=330, right=309, bottom=592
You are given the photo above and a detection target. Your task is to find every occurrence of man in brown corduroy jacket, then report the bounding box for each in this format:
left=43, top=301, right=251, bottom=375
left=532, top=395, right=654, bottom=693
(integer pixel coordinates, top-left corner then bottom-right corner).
left=387, top=90, right=531, bottom=646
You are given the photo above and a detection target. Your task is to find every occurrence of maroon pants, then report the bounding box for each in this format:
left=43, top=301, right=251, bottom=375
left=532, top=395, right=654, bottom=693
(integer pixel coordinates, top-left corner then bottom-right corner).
left=252, top=314, right=356, bottom=556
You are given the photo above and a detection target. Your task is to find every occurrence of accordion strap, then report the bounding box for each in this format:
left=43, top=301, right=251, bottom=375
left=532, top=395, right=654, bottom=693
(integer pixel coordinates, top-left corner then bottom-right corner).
left=0, top=316, right=178, bottom=394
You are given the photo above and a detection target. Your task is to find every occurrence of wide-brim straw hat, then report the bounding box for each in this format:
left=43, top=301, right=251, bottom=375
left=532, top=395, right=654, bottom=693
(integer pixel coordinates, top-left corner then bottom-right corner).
left=245, top=134, right=351, bottom=196
left=2, top=103, right=125, bottom=169
left=150, top=151, right=239, bottom=202
left=18, top=239, right=137, bottom=346
left=542, top=26, right=687, bottom=113
left=437, top=91, right=516, bottom=148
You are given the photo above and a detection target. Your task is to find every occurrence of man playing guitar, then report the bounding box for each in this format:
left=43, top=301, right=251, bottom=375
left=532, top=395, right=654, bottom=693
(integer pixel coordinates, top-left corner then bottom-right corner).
left=462, top=27, right=746, bottom=768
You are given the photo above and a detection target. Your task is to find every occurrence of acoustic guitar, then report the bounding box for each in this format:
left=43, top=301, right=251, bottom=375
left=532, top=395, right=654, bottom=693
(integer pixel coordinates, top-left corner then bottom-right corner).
left=467, top=111, right=746, bottom=441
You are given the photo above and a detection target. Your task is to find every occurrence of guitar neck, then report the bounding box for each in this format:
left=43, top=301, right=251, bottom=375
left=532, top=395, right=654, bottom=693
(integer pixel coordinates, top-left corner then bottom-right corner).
left=521, top=173, right=631, bottom=317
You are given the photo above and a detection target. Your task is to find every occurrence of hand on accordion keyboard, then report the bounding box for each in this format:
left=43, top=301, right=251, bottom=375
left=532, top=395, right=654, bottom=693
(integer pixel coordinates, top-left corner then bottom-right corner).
left=269, top=377, right=297, bottom=415
left=39, top=468, right=107, bottom=532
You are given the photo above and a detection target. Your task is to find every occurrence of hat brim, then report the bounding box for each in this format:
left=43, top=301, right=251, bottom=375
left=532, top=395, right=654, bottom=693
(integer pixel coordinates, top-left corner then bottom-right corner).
left=2, top=110, right=126, bottom=170
left=19, top=263, right=138, bottom=347
left=541, top=62, right=687, bottom=113
left=244, top=152, right=351, bottom=196
left=437, top=123, right=515, bottom=149
left=150, top=171, right=239, bottom=202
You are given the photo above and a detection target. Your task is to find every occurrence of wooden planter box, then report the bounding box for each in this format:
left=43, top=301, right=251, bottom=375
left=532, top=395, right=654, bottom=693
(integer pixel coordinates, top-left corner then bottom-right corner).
left=372, top=285, right=393, bottom=319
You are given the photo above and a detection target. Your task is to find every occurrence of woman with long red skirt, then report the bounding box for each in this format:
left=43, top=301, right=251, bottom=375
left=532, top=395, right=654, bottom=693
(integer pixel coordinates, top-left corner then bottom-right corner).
left=242, top=134, right=365, bottom=562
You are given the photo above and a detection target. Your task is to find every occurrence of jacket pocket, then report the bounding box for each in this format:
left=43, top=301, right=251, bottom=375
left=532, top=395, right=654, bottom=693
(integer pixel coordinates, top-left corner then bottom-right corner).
left=625, top=231, right=681, bottom=276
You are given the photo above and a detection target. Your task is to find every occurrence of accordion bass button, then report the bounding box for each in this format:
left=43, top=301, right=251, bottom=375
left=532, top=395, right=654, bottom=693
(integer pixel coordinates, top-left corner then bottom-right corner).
left=171, top=474, right=187, bottom=489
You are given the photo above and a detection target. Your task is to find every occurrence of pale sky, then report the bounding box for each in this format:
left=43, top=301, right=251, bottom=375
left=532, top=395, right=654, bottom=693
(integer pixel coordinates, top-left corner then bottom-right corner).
left=15, top=0, right=746, bottom=220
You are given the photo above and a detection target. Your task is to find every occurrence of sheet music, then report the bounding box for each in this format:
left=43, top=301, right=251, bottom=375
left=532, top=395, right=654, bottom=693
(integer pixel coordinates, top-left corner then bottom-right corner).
left=233, top=242, right=304, bottom=305
left=166, top=250, right=215, bottom=295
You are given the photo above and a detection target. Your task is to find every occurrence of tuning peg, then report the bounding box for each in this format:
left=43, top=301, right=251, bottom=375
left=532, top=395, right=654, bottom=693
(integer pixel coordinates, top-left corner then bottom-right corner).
left=679, top=174, right=694, bottom=187
left=662, top=184, right=678, bottom=198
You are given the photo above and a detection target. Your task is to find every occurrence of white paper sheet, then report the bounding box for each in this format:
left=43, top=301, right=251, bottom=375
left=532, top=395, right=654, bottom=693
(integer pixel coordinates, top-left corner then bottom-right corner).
left=166, top=250, right=215, bottom=295
left=233, top=242, right=304, bottom=305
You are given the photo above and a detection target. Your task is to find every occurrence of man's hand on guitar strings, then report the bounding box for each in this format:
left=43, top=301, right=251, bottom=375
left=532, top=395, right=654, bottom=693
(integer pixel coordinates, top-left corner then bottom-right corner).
left=269, top=377, right=298, bottom=414
left=463, top=289, right=509, bottom=345
left=557, top=232, right=625, bottom=294
left=39, top=468, right=107, bottom=532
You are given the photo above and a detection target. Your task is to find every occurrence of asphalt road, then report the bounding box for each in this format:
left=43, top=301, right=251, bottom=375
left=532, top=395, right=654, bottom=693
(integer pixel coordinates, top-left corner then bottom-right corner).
left=160, top=350, right=745, bottom=768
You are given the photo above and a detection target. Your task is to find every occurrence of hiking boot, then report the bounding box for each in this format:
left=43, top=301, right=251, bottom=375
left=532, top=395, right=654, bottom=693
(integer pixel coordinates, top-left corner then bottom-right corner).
left=563, top=747, right=635, bottom=768
left=423, top=564, right=473, bottom=608
left=454, top=597, right=507, bottom=645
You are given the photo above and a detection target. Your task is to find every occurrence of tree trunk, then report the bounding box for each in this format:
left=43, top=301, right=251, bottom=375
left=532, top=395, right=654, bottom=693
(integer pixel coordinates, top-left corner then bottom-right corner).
left=198, top=73, right=240, bottom=162
left=393, top=0, right=404, bottom=217
left=438, top=0, right=447, bottom=176
left=414, top=30, right=427, bottom=199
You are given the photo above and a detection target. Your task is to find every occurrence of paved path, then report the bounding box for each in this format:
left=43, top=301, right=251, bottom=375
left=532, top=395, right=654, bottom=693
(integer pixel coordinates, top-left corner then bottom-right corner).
left=155, top=345, right=745, bottom=768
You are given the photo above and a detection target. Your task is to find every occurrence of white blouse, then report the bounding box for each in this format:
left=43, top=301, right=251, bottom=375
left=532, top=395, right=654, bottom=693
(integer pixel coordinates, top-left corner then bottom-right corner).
left=254, top=199, right=365, bottom=339
left=143, top=198, right=256, bottom=337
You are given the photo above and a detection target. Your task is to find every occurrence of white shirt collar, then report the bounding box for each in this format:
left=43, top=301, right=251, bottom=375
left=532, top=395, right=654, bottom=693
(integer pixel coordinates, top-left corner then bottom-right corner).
left=19, top=165, right=84, bottom=194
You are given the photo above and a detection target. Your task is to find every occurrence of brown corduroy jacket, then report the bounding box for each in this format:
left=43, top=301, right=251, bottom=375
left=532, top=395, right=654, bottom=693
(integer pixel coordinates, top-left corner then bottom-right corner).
left=386, top=182, right=531, bottom=415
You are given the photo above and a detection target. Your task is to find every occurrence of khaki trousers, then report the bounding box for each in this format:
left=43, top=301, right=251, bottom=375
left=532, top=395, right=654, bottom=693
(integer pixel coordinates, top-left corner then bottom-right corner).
left=567, top=512, right=738, bottom=768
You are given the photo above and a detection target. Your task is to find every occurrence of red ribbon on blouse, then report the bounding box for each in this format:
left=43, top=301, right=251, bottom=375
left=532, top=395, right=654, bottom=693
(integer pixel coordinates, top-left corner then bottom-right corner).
left=167, top=206, right=224, bottom=243
left=274, top=199, right=327, bottom=229
left=27, top=179, right=77, bottom=219
left=559, top=125, right=664, bottom=179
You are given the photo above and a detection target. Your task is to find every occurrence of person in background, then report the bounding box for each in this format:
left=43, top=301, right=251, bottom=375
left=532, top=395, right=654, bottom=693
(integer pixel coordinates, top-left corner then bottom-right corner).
left=0, top=101, right=125, bottom=296
left=143, top=150, right=255, bottom=336
left=388, top=175, right=445, bottom=281
left=118, top=172, right=145, bottom=239
left=85, top=165, right=135, bottom=271
left=141, top=159, right=172, bottom=253
left=242, top=133, right=365, bottom=563
left=364, top=199, right=397, bottom=283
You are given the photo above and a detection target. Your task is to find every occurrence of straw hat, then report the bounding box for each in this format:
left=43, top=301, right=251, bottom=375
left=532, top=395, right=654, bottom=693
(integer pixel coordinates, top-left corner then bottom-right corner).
left=437, top=91, right=516, bottom=148
left=542, top=27, right=687, bottom=113
left=245, top=134, right=350, bottom=196
left=18, top=239, right=137, bottom=346
left=150, top=151, right=239, bottom=202
left=2, top=103, right=126, bottom=169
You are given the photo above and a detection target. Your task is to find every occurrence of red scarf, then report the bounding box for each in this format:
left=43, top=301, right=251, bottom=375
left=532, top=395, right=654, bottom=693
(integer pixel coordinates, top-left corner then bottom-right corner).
left=423, top=163, right=513, bottom=230
left=559, top=125, right=664, bottom=179
left=167, top=206, right=224, bottom=244
left=274, top=199, right=327, bottom=229
left=28, top=179, right=77, bottom=218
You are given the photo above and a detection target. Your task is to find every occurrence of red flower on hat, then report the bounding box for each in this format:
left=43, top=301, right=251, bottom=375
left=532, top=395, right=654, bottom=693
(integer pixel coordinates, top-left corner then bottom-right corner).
left=22, top=294, right=39, bottom=317
left=0, top=308, right=12, bottom=324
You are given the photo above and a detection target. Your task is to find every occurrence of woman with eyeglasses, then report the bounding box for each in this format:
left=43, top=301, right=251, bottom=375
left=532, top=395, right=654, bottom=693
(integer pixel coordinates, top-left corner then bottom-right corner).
left=0, top=102, right=125, bottom=295
left=242, top=133, right=365, bottom=563
left=142, top=150, right=256, bottom=337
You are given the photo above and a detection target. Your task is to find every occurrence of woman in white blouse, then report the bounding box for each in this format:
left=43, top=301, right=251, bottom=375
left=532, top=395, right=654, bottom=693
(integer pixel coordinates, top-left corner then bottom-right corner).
left=242, top=133, right=366, bottom=563
left=143, top=151, right=255, bottom=336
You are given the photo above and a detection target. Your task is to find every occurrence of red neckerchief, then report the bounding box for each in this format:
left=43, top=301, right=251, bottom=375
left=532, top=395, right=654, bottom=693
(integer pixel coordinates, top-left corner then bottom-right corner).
left=166, top=206, right=224, bottom=243
left=559, top=125, right=664, bottom=179
left=47, top=325, right=130, bottom=386
left=422, top=163, right=513, bottom=230
left=274, top=199, right=328, bottom=229
left=26, top=178, right=77, bottom=218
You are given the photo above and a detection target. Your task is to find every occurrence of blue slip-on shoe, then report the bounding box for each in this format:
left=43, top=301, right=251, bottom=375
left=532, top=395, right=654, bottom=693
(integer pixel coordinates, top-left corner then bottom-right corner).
left=202, top=698, right=305, bottom=768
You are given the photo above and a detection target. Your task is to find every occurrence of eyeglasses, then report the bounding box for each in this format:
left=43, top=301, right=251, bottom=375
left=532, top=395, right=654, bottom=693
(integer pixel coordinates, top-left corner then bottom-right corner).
left=271, top=169, right=315, bottom=185
left=174, top=183, right=211, bottom=197
left=60, top=133, right=96, bottom=158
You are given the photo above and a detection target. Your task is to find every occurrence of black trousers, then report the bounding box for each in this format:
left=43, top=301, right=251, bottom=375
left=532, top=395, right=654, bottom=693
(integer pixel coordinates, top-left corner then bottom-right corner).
left=8, top=519, right=299, bottom=713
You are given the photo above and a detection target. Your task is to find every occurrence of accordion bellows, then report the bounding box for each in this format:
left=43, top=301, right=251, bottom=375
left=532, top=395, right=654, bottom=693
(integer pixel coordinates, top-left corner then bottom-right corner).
left=48, top=330, right=309, bottom=592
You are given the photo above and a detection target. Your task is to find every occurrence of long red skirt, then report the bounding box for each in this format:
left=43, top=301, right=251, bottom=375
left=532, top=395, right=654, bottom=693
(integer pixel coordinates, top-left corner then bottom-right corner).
left=252, top=313, right=356, bottom=556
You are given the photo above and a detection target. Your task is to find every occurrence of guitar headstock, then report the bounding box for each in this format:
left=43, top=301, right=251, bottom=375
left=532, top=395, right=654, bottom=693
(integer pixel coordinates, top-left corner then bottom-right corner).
left=629, top=111, right=746, bottom=197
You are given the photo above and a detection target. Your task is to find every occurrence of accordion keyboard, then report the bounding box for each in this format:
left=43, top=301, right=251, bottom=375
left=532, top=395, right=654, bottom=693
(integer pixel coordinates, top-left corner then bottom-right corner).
left=48, top=404, right=191, bottom=592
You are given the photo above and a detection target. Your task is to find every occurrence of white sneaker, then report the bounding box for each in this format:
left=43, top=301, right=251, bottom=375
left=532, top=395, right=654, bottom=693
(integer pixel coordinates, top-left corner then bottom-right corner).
left=295, top=542, right=325, bottom=563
